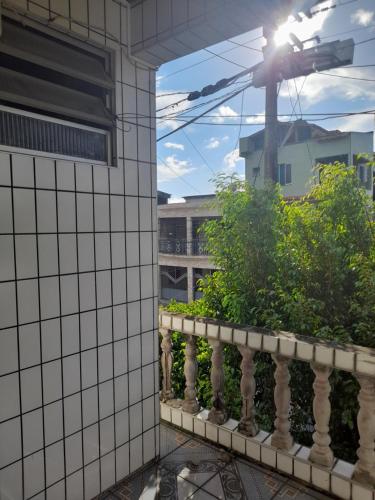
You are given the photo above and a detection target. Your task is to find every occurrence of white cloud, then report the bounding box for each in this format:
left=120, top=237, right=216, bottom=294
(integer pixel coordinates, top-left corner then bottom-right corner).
left=351, top=9, right=374, bottom=27
left=212, top=105, right=238, bottom=123
left=206, top=137, right=220, bottom=149
left=338, top=113, right=374, bottom=134
left=224, top=149, right=241, bottom=170
left=245, top=112, right=265, bottom=124
left=279, top=67, right=375, bottom=106
left=275, top=2, right=333, bottom=47
left=164, top=142, right=185, bottom=151
left=157, top=155, right=195, bottom=182
left=169, top=197, right=186, bottom=204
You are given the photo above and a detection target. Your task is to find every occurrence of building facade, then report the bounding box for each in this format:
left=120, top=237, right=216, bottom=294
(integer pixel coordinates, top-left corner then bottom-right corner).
left=158, top=195, right=219, bottom=303
left=240, top=120, right=374, bottom=197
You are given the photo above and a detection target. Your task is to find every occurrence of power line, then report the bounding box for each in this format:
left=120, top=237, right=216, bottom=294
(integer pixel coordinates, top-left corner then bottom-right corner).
left=203, top=48, right=248, bottom=69
left=157, top=155, right=201, bottom=194
left=317, top=72, right=375, bottom=82
left=181, top=130, right=216, bottom=176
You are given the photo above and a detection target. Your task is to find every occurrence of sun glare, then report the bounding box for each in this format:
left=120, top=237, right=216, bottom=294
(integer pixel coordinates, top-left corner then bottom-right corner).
left=274, top=17, right=295, bottom=46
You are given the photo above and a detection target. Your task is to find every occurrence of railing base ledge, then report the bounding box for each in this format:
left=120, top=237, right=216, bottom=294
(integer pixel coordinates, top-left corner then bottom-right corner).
left=160, top=402, right=375, bottom=500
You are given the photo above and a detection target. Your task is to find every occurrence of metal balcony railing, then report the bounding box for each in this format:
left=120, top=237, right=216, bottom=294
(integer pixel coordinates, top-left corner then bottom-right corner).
left=159, top=238, right=188, bottom=255
left=191, top=238, right=209, bottom=256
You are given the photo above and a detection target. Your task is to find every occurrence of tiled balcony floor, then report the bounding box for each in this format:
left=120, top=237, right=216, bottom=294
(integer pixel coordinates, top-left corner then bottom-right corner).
left=98, top=424, right=333, bottom=500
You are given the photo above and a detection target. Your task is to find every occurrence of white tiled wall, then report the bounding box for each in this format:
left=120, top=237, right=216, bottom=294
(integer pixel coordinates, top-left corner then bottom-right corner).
left=0, top=1, right=159, bottom=499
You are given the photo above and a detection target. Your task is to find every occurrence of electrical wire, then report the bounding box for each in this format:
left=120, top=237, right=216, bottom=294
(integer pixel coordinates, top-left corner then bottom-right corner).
left=317, top=72, right=375, bottom=82
left=181, top=130, right=216, bottom=176
left=157, top=155, right=201, bottom=194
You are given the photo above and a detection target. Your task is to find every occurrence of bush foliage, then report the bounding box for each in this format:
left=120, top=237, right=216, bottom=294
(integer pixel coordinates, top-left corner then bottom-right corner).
left=164, top=163, right=375, bottom=462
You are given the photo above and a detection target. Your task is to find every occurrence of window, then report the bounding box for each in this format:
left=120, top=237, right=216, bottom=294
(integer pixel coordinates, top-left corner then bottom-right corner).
left=160, top=266, right=188, bottom=302
left=277, top=164, right=292, bottom=185
left=0, top=18, right=115, bottom=163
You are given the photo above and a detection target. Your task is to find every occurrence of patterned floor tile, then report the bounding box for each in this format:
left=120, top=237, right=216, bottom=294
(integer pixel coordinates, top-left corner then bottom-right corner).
left=97, top=425, right=334, bottom=500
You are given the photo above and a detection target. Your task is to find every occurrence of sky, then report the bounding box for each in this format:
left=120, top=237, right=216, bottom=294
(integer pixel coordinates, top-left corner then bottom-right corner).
left=155, top=0, right=375, bottom=201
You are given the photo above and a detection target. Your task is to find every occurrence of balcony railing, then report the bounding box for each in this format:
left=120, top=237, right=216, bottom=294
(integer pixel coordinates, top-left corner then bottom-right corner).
left=159, top=311, right=375, bottom=500
left=159, top=238, right=209, bottom=256
left=159, top=238, right=188, bottom=255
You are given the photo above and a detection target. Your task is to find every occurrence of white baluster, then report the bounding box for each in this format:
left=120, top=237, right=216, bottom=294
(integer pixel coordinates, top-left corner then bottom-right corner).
left=271, top=354, right=293, bottom=450
left=182, top=335, right=200, bottom=413
left=208, top=340, right=228, bottom=425
left=160, top=328, right=174, bottom=402
left=238, top=346, right=258, bottom=436
left=309, top=363, right=334, bottom=467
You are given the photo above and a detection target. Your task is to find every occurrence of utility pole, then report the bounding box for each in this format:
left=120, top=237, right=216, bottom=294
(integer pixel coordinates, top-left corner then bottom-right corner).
left=263, top=26, right=278, bottom=182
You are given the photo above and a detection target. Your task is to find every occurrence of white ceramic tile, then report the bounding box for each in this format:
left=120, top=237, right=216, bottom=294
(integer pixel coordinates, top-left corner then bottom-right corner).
left=0, top=188, right=13, bottom=233
left=79, top=273, right=96, bottom=311
left=22, top=408, right=43, bottom=455
left=98, top=307, right=112, bottom=345
left=141, top=265, right=153, bottom=299
left=13, top=188, right=35, bottom=233
left=84, top=459, right=100, bottom=500
left=63, top=354, right=81, bottom=397
left=99, top=380, right=114, bottom=419
left=44, top=400, right=63, bottom=445
left=113, top=268, right=127, bottom=305
left=41, top=318, right=61, bottom=362
left=96, top=270, right=112, bottom=308
left=12, top=154, right=34, bottom=187
left=19, top=322, right=40, bottom=368
left=62, top=314, right=80, bottom=356
left=98, top=344, right=113, bottom=383
left=0, top=460, right=22, bottom=500
left=82, top=387, right=98, bottom=427
left=17, top=279, right=39, bottom=324
left=94, top=194, right=110, bottom=231
left=83, top=423, right=99, bottom=464
left=138, top=127, right=151, bottom=163
left=142, top=396, right=154, bottom=431
left=143, top=428, right=155, bottom=464
left=65, top=432, right=83, bottom=475
left=75, top=164, right=92, bottom=192
left=352, top=483, right=373, bottom=500
left=128, top=336, right=141, bottom=372
left=0, top=328, right=18, bottom=375
left=101, top=451, right=116, bottom=492
left=113, top=304, right=127, bottom=340
left=311, top=465, right=330, bottom=491
left=78, top=234, right=95, bottom=272
left=0, top=235, right=14, bottom=281
left=57, top=192, right=76, bottom=232
left=127, top=300, right=141, bottom=336
left=142, top=331, right=154, bottom=365
left=100, top=415, right=115, bottom=455
left=114, top=338, right=128, bottom=376
left=114, top=374, right=128, bottom=412
left=76, top=193, right=94, bottom=232
left=21, top=365, right=42, bottom=412
left=81, top=310, right=97, bottom=350
left=111, top=196, right=125, bottom=231
left=139, top=198, right=151, bottom=231
left=126, top=232, right=139, bottom=267
left=56, top=160, right=75, bottom=191
left=45, top=441, right=65, bottom=487
left=0, top=152, right=11, bottom=186
left=125, top=197, right=139, bottom=231
left=43, top=360, right=62, bottom=404
left=111, top=233, right=126, bottom=268
left=38, top=234, right=59, bottom=276
left=143, top=363, right=155, bottom=399
left=109, top=167, right=124, bottom=195
left=59, top=234, right=77, bottom=274
left=15, top=235, right=37, bottom=280
left=95, top=233, right=111, bottom=270
left=64, top=393, right=82, bottom=435
left=40, top=276, right=60, bottom=320
left=81, top=349, right=98, bottom=389
left=35, top=158, right=55, bottom=189
left=130, top=435, right=143, bottom=474
left=129, top=401, right=142, bottom=439
left=93, top=167, right=109, bottom=193
left=36, top=190, right=57, bottom=232
left=129, top=368, right=142, bottom=404
left=127, top=267, right=140, bottom=302
left=47, top=479, right=65, bottom=500
left=139, top=232, right=152, bottom=265
left=23, top=450, right=44, bottom=499
left=66, top=469, right=83, bottom=500
left=0, top=373, right=20, bottom=421
left=0, top=417, right=22, bottom=468
left=141, top=298, right=153, bottom=333
left=60, top=274, right=79, bottom=315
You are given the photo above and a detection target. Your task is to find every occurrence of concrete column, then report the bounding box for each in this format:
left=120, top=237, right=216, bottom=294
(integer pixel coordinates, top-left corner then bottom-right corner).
left=186, top=216, right=192, bottom=256
left=187, top=266, right=193, bottom=302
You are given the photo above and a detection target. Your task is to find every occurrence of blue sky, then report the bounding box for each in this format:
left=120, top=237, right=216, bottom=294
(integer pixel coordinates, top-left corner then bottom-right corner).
left=156, top=0, right=375, bottom=201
